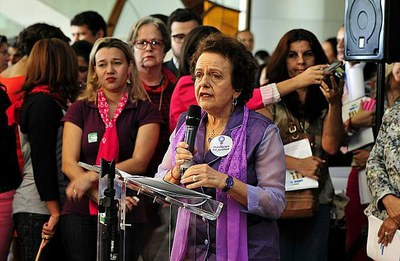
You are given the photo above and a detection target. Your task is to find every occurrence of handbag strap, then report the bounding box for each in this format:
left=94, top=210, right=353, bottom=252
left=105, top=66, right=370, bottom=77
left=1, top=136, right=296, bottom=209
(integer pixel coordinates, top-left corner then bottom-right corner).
left=282, top=101, right=304, bottom=141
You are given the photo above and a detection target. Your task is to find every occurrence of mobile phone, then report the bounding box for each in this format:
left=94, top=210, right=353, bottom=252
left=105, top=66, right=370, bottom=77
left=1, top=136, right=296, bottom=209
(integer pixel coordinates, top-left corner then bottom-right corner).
left=324, top=62, right=342, bottom=73
left=323, top=62, right=345, bottom=88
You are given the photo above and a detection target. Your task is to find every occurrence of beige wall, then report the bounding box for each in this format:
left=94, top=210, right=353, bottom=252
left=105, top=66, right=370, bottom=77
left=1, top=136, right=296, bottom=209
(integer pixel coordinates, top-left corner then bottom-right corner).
left=0, top=0, right=344, bottom=51
left=251, top=0, right=345, bottom=54
left=0, top=0, right=183, bottom=40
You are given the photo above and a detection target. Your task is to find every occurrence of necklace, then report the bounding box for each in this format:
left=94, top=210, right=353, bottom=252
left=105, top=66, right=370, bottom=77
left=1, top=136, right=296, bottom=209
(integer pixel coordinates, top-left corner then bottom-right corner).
left=144, top=76, right=165, bottom=111
left=157, top=86, right=164, bottom=111
left=207, top=124, right=226, bottom=143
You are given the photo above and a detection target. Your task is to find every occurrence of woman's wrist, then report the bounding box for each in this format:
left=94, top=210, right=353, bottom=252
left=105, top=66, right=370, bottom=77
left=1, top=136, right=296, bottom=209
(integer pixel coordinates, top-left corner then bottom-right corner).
left=391, top=217, right=400, bottom=226
left=50, top=213, right=61, bottom=223
left=170, top=167, right=180, bottom=181
left=88, top=171, right=99, bottom=183
left=165, top=167, right=181, bottom=183
left=328, top=99, right=343, bottom=109
left=382, top=194, right=395, bottom=206
left=344, top=117, right=355, bottom=134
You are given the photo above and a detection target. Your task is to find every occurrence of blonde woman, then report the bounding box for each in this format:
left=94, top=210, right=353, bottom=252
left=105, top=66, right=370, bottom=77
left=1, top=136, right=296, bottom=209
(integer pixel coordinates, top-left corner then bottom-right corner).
left=61, top=37, right=163, bottom=261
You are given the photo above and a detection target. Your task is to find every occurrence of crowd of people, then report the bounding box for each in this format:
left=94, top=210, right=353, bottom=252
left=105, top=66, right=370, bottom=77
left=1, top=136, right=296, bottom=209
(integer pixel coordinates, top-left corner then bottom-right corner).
left=1, top=6, right=399, bottom=261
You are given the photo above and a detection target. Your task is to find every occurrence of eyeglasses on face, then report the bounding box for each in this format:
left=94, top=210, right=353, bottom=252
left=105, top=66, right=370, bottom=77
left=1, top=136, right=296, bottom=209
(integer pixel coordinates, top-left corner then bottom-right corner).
left=133, top=39, right=164, bottom=50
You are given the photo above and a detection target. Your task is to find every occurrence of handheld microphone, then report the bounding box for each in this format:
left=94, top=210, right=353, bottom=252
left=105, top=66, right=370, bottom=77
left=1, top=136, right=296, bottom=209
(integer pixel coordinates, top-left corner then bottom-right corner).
left=180, top=105, right=201, bottom=174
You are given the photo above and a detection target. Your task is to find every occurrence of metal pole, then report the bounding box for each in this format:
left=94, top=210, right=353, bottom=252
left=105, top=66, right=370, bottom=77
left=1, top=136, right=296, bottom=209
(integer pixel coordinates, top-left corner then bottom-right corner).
left=375, top=62, right=385, bottom=133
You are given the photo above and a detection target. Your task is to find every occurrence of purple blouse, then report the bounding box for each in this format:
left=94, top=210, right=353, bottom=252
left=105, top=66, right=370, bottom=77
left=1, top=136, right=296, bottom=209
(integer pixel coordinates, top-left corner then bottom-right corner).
left=156, top=106, right=286, bottom=260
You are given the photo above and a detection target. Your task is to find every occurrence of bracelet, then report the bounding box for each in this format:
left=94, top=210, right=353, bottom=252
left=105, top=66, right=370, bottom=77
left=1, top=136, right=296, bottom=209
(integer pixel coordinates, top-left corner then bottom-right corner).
left=170, top=168, right=180, bottom=181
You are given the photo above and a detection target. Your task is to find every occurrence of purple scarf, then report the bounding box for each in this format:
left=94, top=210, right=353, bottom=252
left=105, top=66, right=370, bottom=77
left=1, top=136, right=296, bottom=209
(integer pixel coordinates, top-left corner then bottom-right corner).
left=170, top=106, right=249, bottom=261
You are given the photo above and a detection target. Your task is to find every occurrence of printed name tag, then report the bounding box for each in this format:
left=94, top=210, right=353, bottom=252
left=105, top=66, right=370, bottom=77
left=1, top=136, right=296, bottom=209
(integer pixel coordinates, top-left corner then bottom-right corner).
left=88, top=132, right=98, bottom=143
left=210, top=135, right=233, bottom=157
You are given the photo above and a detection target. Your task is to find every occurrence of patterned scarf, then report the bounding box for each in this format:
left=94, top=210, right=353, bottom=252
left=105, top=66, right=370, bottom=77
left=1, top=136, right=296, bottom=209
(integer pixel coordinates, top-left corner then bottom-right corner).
left=89, top=88, right=128, bottom=215
left=170, top=106, right=249, bottom=261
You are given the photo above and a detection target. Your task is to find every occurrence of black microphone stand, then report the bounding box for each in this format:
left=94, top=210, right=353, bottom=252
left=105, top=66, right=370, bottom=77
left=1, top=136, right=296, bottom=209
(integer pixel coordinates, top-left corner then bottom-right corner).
left=99, top=158, right=119, bottom=261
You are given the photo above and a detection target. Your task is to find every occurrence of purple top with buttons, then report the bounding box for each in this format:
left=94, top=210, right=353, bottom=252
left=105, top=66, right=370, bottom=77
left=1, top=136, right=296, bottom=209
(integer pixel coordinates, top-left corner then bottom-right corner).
left=156, top=106, right=286, bottom=260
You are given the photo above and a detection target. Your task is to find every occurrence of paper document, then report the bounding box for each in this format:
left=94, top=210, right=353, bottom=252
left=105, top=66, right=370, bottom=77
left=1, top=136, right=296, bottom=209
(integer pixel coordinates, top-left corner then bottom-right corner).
left=342, top=96, right=375, bottom=151
left=329, top=167, right=352, bottom=194
left=283, top=139, right=319, bottom=191
left=367, top=214, right=400, bottom=261
left=347, top=127, right=375, bottom=151
left=342, top=96, right=376, bottom=121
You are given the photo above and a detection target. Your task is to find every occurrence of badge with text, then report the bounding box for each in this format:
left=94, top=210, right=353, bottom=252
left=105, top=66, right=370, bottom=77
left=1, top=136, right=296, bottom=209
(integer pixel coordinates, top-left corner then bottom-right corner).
left=210, top=135, right=233, bottom=157
left=88, top=132, right=98, bottom=143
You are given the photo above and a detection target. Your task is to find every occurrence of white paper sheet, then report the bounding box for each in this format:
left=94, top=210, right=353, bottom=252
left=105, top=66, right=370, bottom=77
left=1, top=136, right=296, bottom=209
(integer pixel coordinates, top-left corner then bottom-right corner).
left=367, top=215, right=400, bottom=261
left=342, top=96, right=375, bottom=151
left=329, top=167, right=352, bottom=194
left=283, top=139, right=319, bottom=191
left=345, top=62, right=366, bottom=101
left=347, top=127, right=375, bottom=152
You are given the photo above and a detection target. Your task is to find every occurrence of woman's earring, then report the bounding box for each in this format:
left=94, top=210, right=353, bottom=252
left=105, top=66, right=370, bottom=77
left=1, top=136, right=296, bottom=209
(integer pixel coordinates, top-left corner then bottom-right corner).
left=126, top=73, right=132, bottom=86
left=232, top=97, right=238, bottom=107
left=89, top=76, right=96, bottom=84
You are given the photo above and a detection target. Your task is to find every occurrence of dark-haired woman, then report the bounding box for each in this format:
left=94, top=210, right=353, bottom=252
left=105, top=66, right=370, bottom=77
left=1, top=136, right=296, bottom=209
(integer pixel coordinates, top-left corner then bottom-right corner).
left=264, top=29, right=344, bottom=261
left=157, top=34, right=286, bottom=260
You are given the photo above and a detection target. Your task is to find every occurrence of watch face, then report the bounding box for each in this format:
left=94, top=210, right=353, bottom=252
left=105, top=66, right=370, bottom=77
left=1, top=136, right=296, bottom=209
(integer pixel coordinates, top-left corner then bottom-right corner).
left=226, top=177, right=234, bottom=188
left=223, top=176, right=234, bottom=192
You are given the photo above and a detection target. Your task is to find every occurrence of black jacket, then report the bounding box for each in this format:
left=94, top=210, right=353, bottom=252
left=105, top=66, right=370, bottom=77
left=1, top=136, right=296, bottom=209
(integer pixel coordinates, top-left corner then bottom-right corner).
left=0, top=86, right=21, bottom=192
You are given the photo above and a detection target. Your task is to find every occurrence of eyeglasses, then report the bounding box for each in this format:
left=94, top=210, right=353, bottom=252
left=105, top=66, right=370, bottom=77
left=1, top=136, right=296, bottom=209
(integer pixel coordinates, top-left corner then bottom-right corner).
left=133, top=39, right=164, bottom=50
left=171, top=34, right=186, bottom=43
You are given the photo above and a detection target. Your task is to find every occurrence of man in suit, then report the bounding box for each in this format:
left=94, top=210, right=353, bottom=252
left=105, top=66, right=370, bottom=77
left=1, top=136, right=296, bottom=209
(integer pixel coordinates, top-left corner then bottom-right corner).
left=164, top=8, right=201, bottom=76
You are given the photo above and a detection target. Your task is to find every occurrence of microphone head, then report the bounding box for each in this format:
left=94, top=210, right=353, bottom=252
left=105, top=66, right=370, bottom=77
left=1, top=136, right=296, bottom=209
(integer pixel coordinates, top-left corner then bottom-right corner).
left=186, top=105, right=201, bottom=127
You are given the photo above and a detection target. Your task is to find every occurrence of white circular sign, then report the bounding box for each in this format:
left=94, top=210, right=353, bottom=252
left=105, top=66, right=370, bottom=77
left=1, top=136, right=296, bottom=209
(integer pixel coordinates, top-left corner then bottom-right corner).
left=210, top=135, right=233, bottom=157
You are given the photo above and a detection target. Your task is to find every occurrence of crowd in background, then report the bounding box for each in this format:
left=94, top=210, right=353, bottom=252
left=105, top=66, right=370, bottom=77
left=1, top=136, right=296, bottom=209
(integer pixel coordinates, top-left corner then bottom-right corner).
left=1, top=6, right=400, bottom=261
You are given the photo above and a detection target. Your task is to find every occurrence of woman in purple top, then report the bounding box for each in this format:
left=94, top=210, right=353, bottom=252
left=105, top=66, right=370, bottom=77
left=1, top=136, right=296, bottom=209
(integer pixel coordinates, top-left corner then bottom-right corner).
left=156, top=34, right=286, bottom=260
left=61, top=37, right=163, bottom=261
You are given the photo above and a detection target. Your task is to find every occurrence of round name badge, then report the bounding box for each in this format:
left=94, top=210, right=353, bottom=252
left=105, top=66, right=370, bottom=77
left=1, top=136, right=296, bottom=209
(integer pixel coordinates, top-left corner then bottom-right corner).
left=210, top=135, right=233, bottom=157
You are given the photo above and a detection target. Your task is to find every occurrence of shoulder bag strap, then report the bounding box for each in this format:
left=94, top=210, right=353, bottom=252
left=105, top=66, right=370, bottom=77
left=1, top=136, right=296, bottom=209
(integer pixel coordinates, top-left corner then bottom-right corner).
left=282, top=101, right=301, bottom=141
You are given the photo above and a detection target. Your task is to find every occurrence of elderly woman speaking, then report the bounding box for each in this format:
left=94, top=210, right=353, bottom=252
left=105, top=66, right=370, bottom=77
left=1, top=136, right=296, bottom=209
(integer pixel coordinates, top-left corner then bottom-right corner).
left=156, top=34, right=286, bottom=261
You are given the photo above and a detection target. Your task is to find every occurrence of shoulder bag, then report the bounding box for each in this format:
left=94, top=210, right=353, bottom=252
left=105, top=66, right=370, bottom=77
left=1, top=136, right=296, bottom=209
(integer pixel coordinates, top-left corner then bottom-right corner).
left=280, top=105, right=319, bottom=219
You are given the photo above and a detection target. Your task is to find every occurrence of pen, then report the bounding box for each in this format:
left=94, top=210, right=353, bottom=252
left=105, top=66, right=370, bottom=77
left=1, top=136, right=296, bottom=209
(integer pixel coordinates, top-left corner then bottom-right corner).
left=381, top=243, right=385, bottom=255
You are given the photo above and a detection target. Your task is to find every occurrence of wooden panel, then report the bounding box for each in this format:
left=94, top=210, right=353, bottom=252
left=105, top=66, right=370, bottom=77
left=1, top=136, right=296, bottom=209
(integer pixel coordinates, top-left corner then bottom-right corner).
left=203, top=1, right=239, bottom=36
left=107, top=0, right=126, bottom=36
